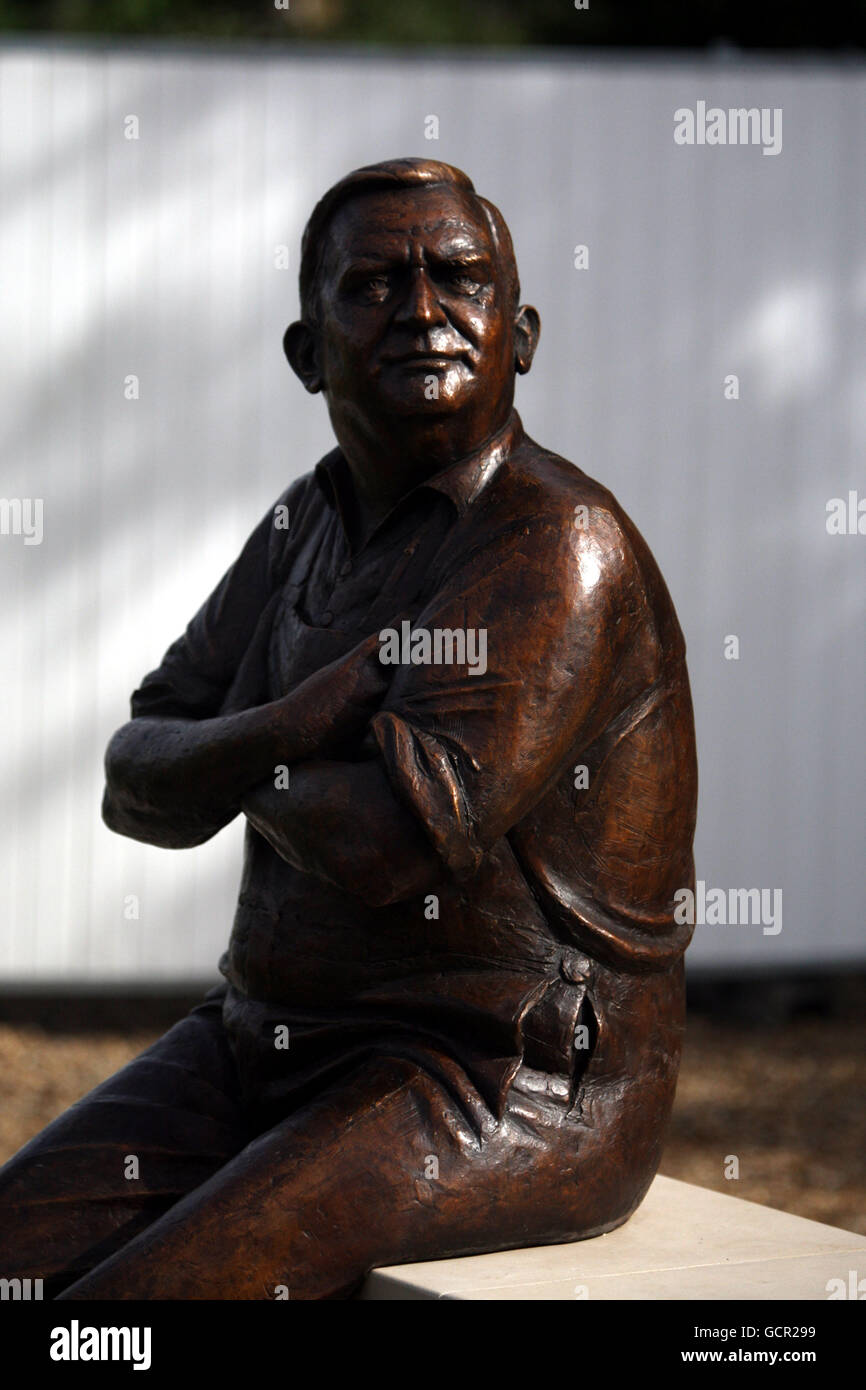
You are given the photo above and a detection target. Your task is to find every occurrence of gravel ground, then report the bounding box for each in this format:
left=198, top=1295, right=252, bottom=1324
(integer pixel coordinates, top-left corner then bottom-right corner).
left=0, top=1009, right=863, bottom=1234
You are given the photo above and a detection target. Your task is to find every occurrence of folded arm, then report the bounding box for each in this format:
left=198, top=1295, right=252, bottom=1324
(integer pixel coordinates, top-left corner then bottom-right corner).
left=242, top=757, right=445, bottom=908
left=104, top=631, right=389, bottom=848
left=241, top=506, right=644, bottom=902
left=101, top=475, right=391, bottom=850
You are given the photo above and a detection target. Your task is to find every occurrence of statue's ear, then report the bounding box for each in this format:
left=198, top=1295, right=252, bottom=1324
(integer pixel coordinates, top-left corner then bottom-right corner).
left=514, top=305, right=540, bottom=376
left=283, top=321, right=323, bottom=393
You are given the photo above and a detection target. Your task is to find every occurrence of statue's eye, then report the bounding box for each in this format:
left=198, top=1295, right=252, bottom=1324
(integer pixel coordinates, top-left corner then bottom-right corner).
left=443, top=268, right=482, bottom=296
left=362, top=275, right=390, bottom=299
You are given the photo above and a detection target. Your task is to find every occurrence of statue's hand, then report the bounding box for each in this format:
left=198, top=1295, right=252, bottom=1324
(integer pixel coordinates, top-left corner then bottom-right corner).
left=277, top=623, right=401, bottom=757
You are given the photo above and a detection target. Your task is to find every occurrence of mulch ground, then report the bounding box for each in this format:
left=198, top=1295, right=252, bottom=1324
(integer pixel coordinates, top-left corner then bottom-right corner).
left=661, top=1015, right=865, bottom=1233
left=0, top=1009, right=863, bottom=1234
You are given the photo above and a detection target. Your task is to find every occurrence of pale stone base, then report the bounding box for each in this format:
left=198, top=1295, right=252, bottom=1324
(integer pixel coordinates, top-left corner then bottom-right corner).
left=359, top=1175, right=866, bottom=1300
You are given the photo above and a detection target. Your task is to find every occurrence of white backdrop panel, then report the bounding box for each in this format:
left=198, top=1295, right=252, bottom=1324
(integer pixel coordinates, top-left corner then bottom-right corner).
left=0, top=44, right=863, bottom=982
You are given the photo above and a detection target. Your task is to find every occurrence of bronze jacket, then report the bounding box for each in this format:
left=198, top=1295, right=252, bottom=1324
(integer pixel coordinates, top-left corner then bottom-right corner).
left=130, top=410, right=698, bottom=1123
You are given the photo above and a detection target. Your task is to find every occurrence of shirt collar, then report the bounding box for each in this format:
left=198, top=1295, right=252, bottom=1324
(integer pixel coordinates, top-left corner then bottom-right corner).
left=417, top=408, right=524, bottom=514
left=315, top=409, right=524, bottom=537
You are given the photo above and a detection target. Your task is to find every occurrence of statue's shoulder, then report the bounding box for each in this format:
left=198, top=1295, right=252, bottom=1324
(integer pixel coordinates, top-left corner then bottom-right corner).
left=501, top=432, right=637, bottom=555
left=500, top=434, right=682, bottom=624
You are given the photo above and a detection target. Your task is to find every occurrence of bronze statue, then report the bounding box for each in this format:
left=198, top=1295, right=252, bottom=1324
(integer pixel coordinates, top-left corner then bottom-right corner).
left=0, top=158, right=698, bottom=1300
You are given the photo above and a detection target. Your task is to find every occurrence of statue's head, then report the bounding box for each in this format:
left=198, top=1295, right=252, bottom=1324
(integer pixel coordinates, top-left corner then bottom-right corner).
left=284, top=158, right=540, bottom=447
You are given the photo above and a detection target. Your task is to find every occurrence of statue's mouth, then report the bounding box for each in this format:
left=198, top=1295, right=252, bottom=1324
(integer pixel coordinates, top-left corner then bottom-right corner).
left=391, top=354, right=460, bottom=365
left=383, top=350, right=472, bottom=369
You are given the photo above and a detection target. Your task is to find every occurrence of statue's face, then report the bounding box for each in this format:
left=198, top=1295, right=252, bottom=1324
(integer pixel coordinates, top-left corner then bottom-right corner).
left=315, top=184, right=517, bottom=424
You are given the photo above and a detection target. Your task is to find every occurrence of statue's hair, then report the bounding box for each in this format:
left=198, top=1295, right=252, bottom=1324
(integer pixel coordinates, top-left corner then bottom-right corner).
left=298, top=157, right=520, bottom=326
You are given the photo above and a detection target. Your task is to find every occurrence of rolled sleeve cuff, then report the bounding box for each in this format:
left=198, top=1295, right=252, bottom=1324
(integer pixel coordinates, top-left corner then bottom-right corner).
left=370, top=709, right=483, bottom=879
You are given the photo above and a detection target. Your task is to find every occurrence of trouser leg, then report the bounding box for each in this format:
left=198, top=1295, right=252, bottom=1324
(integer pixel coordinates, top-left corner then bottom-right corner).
left=3, top=964, right=683, bottom=1301
left=57, top=1053, right=643, bottom=1302
left=0, top=995, right=249, bottom=1297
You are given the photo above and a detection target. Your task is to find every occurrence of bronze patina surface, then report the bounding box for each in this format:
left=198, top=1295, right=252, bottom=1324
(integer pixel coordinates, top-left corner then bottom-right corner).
left=0, top=158, right=698, bottom=1300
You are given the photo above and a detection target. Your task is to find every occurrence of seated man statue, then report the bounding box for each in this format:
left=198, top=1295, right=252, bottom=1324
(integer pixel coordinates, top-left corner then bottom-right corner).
left=0, top=158, right=698, bottom=1300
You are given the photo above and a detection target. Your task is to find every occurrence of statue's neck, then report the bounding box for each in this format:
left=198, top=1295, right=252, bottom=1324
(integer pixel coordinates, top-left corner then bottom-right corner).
left=332, top=404, right=514, bottom=538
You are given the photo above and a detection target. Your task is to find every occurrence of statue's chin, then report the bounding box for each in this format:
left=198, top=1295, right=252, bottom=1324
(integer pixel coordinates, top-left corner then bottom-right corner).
left=373, top=362, right=478, bottom=416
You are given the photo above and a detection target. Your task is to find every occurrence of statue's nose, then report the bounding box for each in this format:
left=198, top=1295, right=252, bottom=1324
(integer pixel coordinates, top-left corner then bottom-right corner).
left=394, top=268, right=447, bottom=327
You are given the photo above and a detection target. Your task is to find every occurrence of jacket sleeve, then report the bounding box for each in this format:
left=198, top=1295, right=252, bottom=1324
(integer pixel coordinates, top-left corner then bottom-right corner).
left=369, top=504, right=647, bottom=881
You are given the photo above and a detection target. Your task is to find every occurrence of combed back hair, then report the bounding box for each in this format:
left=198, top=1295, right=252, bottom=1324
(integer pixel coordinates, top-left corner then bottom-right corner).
left=298, top=157, right=520, bottom=328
